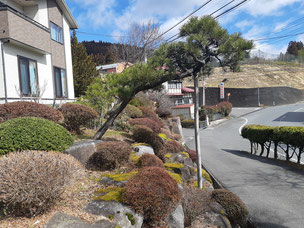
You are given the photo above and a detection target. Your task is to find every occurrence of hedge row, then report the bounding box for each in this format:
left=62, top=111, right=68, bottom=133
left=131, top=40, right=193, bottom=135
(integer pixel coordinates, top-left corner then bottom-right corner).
left=199, top=101, right=232, bottom=121
left=241, top=125, right=304, bottom=164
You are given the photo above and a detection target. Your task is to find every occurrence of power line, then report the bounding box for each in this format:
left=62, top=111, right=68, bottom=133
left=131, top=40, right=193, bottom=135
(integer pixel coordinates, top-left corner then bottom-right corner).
left=168, top=0, right=250, bottom=43
left=154, top=0, right=213, bottom=42
left=210, top=0, right=235, bottom=16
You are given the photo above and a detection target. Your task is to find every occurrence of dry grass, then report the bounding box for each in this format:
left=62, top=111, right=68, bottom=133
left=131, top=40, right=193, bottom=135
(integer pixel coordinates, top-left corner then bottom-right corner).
left=0, top=169, right=104, bottom=228
left=183, top=64, right=304, bottom=89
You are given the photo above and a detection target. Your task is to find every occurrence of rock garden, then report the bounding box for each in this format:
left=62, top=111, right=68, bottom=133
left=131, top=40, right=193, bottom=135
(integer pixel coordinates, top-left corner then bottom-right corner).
left=0, top=99, right=249, bottom=228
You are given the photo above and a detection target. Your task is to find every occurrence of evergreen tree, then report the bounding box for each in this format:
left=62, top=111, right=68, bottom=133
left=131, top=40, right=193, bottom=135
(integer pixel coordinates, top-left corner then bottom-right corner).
left=71, top=31, right=99, bottom=97
left=286, top=41, right=304, bottom=56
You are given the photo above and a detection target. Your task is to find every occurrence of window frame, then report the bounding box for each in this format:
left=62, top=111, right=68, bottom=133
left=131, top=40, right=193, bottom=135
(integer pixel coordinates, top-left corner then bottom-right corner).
left=17, top=56, right=39, bottom=97
left=50, top=22, right=63, bottom=44
left=54, top=67, right=68, bottom=98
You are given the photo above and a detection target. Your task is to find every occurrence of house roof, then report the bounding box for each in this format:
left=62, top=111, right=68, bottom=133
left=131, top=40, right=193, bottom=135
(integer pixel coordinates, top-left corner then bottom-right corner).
left=56, top=0, right=78, bottom=29
left=173, top=104, right=194, bottom=109
left=167, top=93, right=184, bottom=96
left=182, top=87, right=194, bottom=93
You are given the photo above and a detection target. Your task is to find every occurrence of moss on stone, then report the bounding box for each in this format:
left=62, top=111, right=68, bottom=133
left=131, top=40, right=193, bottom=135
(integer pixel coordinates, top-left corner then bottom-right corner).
left=195, top=168, right=213, bottom=184
left=158, top=133, right=167, bottom=140
left=167, top=171, right=183, bottom=184
left=132, top=143, right=150, bottom=147
left=102, top=171, right=138, bottom=182
left=115, top=226, right=122, bottom=228
left=125, top=212, right=136, bottom=225
left=164, top=163, right=184, bottom=170
left=93, top=187, right=125, bottom=203
left=179, top=152, right=190, bottom=158
left=109, top=214, right=114, bottom=220
left=165, top=153, right=172, bottom=158
left=129, top=152, right=140, bottom=163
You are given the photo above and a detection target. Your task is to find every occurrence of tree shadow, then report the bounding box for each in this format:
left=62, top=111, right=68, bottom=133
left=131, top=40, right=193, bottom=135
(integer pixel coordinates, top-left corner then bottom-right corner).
left=273, top=112, right=304, bottom=123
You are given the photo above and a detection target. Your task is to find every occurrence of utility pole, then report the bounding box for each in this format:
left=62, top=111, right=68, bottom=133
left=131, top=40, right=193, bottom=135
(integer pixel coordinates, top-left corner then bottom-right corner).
left=202, top=73, right=206, bottom=106
left=194, top=74, right=203, bottom=189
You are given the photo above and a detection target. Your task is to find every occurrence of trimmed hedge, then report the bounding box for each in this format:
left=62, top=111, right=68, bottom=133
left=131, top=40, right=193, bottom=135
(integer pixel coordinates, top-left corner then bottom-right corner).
left=0, top=101, right=63, bottom=123
left=132, top=125, right=165, bottom=161
left=124, top=167, right=182, bottom=226
left=137, top=154, right=164, bottom=168
left=199, top=101, right=232, bottom=121
left=241, top=124, right=304, bottom=163
left=129, top=117, right=162, bottom=133
left=60, top=103, right=99, bottom=134
left=181, top=119, right=195, bottom=128
left=86, top=141, right=132, bottom=171
left=0, top=117, right=74, bottom=155
left=212, top=189, right=248, bottom=227
left=156, top=107, right=172, bottom=118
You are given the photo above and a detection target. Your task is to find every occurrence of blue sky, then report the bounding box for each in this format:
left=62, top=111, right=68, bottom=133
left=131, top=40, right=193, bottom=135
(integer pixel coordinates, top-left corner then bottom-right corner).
left=66, top=0, right=304, bottom=55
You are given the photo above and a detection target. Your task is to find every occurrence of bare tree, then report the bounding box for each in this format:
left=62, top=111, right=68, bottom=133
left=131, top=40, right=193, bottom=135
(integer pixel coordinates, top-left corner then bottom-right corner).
left=15, top=80, right=48, bottom=103
left=115, top=21, right=163, bottom=64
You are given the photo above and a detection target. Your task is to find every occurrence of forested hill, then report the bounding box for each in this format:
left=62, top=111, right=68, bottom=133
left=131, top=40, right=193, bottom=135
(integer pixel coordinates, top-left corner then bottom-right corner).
left=82, top=40, right=118, bottom=65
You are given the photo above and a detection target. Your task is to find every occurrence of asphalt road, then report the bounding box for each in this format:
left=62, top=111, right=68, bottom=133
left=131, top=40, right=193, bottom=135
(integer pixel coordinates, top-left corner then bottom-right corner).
left=185, top=103, right=304, bottom=228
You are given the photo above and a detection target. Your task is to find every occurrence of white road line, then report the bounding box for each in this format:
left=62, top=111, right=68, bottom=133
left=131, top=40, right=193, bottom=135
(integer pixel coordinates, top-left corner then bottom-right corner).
left=239, top=117, right=248, bottom=135
left=294, top=107, right=304, bottom=112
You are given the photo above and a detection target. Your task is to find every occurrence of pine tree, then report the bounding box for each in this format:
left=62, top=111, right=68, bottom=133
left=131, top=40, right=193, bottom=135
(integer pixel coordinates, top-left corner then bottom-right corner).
left=71, top=31, right=99, bottom=97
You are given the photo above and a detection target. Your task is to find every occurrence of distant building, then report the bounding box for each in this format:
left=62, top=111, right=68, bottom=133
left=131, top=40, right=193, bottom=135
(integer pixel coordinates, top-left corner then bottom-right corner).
left=164, top=80, right=194, bottom=119
left=97, top=62, right=133, bottom=74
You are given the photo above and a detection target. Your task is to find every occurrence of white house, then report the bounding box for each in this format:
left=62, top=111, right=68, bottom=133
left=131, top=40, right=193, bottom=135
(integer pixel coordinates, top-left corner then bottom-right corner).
left=0, top=0, right=77, bottom=104
left=163, top=80, right=195, bottom=119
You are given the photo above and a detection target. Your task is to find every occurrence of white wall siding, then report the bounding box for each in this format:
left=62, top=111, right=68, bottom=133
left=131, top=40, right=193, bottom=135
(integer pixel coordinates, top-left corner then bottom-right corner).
left=3, top=43, right=54, bottom=103
left=37, top=0, right=49, bottom=28
left=63, top=15, right=75, bottom=100
left=0, top=42, right=4, bottom=102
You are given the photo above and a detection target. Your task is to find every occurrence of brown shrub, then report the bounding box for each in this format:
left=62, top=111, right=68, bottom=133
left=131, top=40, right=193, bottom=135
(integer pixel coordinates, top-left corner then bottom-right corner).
left=60, top=103, right=98, bottom=134
left=86, top=141, right=132, bottom=171
left=132, top=125, right=165, bottom=161
left=156, top=107, right=172, bottom=118
left=124, top=167, right=182, bottom=225
left=187, top=149, right=197, bottom=162
left=163, top=140, right=185, bottom=154
left=0, top=151, right=84, bottom=217
left=211, top=189, right=249, bottom=227
left=137, top=154, right=164, bottom=168
left=129, top=118, right=162, bottom=133
left=160, top=128, right=174, bottom=139
left=139, top=106, right=164, bottom=127
left=0, top=101, right=63, bottom=123
left=182, top=185, right=212, bottom=227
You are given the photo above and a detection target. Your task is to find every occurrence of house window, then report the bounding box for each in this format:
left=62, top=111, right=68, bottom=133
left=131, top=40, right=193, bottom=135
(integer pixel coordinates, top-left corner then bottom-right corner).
left=18, top=56, right=38, bottom=96
left=50, top=22, right=63, bottom=43
left=54, top=67, right=67, bottom=97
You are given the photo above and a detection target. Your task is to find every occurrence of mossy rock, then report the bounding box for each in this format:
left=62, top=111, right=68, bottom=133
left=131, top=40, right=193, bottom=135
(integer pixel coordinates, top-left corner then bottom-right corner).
left=165, top=153, right=173, bottom=159
left=164, top=162, right=184, bottom=170
left=167, top=171, right=183, bottom=184
left=129, top=152, right=140, bottom=163
left=179, top=152, right=190, bottom=158
left=195, top=168, right=213, bottom=184
left=93, top=187, right=125, bottom=203
left=158, top=133, right=167, bottom=140
left=102, top=171, right=138, bottom=182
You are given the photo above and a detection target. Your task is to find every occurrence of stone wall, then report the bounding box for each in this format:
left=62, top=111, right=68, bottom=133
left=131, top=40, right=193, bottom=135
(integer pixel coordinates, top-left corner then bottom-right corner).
left=193, top=86, right=304, bottom=107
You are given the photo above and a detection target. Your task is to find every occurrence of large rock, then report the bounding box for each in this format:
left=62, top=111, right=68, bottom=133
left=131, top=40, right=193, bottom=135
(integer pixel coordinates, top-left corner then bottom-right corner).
left=65, top=140, right=102, bottom=166
left=84, top=200, right=143, bottom=228
left=44, top=212, right=117, bottom=228
left=191, top=211, right=232, bottom=228
left=133, top=145, right=154, bottom=156
left=166, top=203, right=184, bottom=228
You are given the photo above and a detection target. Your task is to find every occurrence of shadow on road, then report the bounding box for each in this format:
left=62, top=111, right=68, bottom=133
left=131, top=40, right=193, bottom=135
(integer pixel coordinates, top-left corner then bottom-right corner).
left=273, top=112, right=304, bottom=123
left=222, top=149, right=304, bottom=175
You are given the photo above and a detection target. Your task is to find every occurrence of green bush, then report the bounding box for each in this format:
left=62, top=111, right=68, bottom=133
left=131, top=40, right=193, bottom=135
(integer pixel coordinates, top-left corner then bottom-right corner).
left=212, top=189, right=248, bottom=227
left=129, top=97, right=146, bottom=107
left=123, top=104, right=143, bottom=118
left=181, top=119, right=195, bottom=128
left=123, top=167, right=182, bottom=226
left=0, top=117, right=74, bottom=155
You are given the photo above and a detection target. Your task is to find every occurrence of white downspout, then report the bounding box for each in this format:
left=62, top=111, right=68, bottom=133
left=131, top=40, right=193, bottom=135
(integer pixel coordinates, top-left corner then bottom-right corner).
left=0, top=40, right=8, bottom=103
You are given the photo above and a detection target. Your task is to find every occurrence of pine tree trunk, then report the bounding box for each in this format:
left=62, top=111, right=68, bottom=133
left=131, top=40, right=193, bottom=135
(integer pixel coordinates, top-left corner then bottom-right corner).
left=94, top=98, right=131, bottom=140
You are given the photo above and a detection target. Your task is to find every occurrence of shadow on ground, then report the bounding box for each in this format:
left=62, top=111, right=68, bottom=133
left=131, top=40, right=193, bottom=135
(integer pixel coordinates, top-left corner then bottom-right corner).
left=273, top=112, right=304, bottom=123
